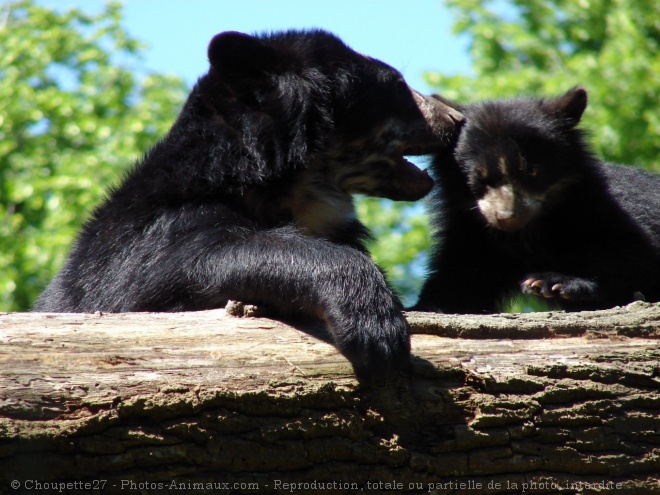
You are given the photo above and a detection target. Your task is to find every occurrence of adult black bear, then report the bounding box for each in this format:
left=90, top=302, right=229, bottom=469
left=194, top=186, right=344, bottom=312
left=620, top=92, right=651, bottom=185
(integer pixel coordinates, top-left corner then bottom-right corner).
left=35, top=30, right=464, bottom=376
left=415, top=87, right=660, bottom=313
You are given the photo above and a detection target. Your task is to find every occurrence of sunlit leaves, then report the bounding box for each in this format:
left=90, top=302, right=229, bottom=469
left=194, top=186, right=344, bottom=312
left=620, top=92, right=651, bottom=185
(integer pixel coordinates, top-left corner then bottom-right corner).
left=0, top=1, right=187, bottom=310
left=357, top=197, right=432, bottom=306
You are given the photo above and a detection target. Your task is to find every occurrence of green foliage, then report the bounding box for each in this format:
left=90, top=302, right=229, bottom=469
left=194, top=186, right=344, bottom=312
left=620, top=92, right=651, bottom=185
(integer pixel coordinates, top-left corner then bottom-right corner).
left=357, top=197, right=431, bottom=306
left=0, top=1, right=187, bottom=311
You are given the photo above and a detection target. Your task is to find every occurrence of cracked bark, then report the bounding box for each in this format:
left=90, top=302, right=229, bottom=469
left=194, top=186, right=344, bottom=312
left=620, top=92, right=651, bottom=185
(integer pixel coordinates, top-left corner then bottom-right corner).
left=1, top=303, right=660, bottom=494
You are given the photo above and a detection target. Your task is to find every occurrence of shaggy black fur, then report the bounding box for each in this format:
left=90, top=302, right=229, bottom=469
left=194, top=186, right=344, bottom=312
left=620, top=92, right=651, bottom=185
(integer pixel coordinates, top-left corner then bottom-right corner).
left=35, top=29, right=463, bottom=376
left=415, top=88, right=660, bottom=313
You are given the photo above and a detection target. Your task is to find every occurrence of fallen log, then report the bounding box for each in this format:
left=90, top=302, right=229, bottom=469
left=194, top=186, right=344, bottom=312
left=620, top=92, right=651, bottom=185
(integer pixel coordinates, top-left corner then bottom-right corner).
left=1, top=303, right=659, bottom=494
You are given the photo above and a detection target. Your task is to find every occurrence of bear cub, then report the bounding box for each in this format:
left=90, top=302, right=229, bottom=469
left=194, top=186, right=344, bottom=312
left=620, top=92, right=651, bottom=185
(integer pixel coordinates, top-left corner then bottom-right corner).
left=35, top=29, right=464, bottom=376
left=415, top=87, right=660, bottom=313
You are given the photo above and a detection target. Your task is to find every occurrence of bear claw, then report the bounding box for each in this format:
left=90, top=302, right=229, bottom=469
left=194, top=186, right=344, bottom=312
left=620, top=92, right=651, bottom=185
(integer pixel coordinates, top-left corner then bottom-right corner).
left=523, top=278, right=544, bottom=294
left=551, top=283, right=564, bottom=294
left=523, top=278, right=565, bottom=299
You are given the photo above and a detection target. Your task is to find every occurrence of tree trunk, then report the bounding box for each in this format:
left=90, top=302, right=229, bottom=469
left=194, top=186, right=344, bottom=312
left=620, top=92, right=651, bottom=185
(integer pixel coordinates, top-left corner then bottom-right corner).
left=1, top=303, right=660, bottom=494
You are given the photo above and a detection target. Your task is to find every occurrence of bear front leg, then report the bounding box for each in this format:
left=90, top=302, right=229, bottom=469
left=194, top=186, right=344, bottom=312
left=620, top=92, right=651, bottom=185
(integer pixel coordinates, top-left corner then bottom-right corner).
left=521, top=273, right=600, bottom=301
left=188, top=227, right=411, bottom=378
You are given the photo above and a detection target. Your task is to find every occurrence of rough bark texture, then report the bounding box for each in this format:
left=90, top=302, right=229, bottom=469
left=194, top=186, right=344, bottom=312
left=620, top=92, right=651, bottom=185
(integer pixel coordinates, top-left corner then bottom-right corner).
left=1, top=303, right=660, bottom=494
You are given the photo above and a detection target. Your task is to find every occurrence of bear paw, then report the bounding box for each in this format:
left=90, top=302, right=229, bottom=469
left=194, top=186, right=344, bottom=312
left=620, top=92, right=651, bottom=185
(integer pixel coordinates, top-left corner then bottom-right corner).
left=521, top=273, right=599, bottom=301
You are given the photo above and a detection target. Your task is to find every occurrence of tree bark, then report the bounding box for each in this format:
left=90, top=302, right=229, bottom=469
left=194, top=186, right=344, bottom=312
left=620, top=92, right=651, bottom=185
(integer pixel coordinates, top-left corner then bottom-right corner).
left=1, top=303, right=660, bottom=494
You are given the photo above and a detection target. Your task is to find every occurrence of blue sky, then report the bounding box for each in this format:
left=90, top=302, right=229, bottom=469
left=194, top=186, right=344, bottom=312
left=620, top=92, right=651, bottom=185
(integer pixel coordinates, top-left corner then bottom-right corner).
left=41, top=0, right=473, bottom=92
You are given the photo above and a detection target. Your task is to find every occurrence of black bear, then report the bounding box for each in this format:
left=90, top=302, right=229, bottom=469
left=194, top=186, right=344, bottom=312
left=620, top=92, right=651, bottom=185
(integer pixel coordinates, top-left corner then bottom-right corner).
left=415, top=87, right=660, bottom=314
left=35, top=30, right=464, bottom=375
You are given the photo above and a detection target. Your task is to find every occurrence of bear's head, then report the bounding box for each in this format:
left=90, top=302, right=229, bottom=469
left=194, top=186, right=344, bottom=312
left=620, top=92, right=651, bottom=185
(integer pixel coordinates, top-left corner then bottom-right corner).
left=201, top=30, right=463, bottom=201
left=454, top=87, right=590, bottom=231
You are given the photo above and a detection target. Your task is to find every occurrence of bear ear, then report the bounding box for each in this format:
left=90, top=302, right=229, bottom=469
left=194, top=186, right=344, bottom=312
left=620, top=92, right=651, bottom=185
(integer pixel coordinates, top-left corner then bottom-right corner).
left=540, top=87, right=588, bottom=127
left=208, top=31, right=284, bottom=78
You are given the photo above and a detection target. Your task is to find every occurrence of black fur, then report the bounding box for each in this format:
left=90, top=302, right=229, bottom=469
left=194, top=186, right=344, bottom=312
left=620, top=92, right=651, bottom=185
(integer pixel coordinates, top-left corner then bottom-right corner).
left=35, top=29, right=464, bottom=376
left=415, top=88, right=660, bottom=313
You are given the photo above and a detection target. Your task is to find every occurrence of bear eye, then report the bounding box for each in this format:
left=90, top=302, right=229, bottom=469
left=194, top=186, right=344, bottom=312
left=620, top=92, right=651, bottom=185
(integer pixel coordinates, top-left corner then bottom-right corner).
left=473, top=166, right=499, bottom=187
